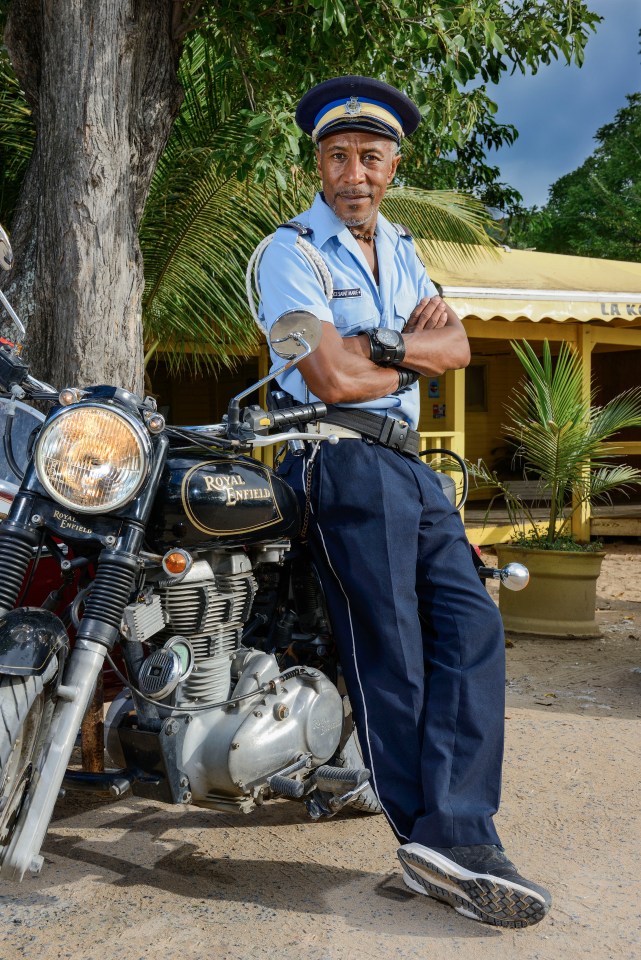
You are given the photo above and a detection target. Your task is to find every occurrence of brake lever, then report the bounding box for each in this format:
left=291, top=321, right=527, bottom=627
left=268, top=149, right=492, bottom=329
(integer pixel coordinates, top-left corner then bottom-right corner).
left=248, top=431, right=339, bottom=448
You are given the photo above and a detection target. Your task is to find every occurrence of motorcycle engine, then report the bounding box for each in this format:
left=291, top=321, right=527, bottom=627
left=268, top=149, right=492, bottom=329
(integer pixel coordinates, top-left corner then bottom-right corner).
left=154, top=550, right=257, bottom=707
left=105, top=544, right=344, bottom=812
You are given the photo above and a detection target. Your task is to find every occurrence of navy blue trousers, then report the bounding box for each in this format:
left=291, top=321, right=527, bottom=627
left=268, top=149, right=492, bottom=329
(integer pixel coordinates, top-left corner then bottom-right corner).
left=281, top=440, right=506, bottom=848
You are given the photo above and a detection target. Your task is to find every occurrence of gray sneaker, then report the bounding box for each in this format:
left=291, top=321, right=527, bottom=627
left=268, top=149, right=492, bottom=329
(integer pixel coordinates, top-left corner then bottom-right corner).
left=397, top=843, right=551, bottom=929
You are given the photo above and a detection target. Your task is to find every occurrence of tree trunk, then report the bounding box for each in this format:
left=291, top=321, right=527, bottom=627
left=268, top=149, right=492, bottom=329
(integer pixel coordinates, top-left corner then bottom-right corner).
left=3, top=0, right=184, bottom=394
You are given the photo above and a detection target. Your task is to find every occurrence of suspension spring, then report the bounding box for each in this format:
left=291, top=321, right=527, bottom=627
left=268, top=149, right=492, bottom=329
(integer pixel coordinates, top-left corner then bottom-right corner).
left=0, top=531, right=37, bottom=610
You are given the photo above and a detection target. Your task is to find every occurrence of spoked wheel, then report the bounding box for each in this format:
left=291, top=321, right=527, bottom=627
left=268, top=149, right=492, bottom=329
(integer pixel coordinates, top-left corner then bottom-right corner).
left=0, top=671, right=54, bottom=846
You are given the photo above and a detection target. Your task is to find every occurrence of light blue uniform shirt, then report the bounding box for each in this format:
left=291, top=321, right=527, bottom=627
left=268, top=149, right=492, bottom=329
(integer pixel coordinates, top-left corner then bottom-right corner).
left=258, top=193, right=438, bottom=430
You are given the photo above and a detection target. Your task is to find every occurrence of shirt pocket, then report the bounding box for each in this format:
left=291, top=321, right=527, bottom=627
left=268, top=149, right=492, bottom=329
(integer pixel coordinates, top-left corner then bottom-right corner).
left=330, top=291, right=378, bottom=336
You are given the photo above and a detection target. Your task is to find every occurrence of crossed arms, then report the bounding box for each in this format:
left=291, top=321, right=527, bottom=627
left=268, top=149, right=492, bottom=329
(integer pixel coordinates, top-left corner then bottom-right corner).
left=298, top=296, right=471, bottom=406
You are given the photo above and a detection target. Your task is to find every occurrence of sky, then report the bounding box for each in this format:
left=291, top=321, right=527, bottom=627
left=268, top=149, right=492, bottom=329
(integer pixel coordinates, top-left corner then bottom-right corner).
left=488, top=0, right=640, bottom=208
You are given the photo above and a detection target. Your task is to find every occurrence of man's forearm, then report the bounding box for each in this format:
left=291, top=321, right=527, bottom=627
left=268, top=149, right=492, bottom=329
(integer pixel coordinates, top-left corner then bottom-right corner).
left=343, top=312, right=470, bottom=378
left=400, top=324, right=471, bottom=376
left=298, top=326, right=400, bottom=404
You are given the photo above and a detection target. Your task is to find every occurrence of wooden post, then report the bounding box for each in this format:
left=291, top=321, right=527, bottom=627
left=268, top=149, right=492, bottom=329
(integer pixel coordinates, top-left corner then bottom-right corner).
left=572, top=325, right=593, bottom=541
left=81, top=672, right=104, bottom=773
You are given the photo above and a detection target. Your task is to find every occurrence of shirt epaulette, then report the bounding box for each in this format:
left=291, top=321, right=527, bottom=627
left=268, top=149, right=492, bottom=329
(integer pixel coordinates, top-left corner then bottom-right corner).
left=393, top=223, right=413, bottom=239
left=278, top=220, right=314, bottom=237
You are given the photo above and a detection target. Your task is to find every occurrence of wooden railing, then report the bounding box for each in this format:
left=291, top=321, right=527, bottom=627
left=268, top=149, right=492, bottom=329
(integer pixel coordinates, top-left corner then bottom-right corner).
left=417, top=431, right=465, bottom=459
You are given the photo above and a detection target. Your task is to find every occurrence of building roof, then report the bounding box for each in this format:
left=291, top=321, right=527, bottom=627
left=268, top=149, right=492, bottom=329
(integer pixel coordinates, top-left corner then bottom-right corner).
left=415, top=242, right=641, bottom=325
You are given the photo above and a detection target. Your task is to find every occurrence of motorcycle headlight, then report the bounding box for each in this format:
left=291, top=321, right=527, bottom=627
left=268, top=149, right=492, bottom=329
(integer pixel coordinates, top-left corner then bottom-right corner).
left=34, top=404, right=151, bottom=514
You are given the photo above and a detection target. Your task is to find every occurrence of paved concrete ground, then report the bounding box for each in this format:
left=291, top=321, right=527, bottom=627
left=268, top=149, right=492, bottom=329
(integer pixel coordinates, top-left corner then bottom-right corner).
left=1, top=548, right=640, bottom=960
left=2, top=691, right=639, bottom=958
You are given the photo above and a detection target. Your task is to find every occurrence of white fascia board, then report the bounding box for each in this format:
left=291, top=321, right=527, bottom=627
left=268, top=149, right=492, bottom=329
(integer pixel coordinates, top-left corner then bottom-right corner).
left=441, top=286, right=641, bottom=302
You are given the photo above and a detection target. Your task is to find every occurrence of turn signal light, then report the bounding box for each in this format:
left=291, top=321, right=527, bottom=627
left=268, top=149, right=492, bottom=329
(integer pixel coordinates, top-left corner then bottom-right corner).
left=162, top=549, right=192, bottom=577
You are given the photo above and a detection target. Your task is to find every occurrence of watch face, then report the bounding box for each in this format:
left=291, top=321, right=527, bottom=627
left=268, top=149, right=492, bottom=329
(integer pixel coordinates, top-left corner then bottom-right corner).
left=376, top=328, right=401, bottom=347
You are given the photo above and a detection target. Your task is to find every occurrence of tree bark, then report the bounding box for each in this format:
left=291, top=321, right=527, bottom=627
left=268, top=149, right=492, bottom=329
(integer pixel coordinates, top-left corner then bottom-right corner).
left=3, top=0, right=184, bottom=394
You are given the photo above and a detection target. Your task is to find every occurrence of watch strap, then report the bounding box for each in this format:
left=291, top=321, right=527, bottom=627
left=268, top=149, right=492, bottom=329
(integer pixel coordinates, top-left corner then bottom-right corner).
left=366, top=329, right=406, bottom=366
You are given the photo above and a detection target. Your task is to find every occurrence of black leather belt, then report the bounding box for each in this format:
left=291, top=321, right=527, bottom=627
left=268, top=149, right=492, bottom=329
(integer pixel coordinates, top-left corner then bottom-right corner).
left=324, top=407, right=420, bottom=456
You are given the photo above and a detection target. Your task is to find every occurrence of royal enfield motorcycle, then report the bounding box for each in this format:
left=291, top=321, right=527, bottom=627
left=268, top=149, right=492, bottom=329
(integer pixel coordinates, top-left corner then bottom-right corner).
left=0, top=226, right=528, bottom=883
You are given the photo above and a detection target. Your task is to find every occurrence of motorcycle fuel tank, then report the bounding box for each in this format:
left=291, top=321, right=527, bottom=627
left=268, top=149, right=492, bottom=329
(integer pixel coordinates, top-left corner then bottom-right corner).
left=146, top=450, right=300, bottom=552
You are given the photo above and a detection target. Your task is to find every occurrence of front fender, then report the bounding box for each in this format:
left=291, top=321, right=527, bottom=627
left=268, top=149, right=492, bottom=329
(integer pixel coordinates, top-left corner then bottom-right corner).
left=0, top=608, right=69, bottom=678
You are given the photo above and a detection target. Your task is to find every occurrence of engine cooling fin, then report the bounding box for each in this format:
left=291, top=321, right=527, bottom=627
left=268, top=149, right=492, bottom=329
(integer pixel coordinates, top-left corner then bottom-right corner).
left=156, top=565, right=257, bottom=706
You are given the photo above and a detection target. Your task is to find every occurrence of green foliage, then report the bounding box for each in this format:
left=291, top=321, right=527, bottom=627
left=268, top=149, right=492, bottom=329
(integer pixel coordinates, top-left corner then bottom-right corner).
left=401, top=111, right=523, bottom=213
left=0, top=1, right=602, bottom=219
left=507, top=90, right=641, bottom=260
left=470, top=339, right=641, bottom=546
left=510, top=533, right=603, bottom=552
left=0, top=1, right=603, bottom=368
left=193, top=0, right=600, bottom=207
left=0, top=49, right=34, bottom=226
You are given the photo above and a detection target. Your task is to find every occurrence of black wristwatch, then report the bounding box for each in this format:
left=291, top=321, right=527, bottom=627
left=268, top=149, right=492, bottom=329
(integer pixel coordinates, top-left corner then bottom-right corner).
left=366, top=327, right=406, bottom=366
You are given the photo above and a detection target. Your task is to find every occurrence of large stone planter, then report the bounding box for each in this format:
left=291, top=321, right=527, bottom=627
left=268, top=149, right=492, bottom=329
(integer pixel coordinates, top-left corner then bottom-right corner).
left=494, top=544, right=606, bottom=639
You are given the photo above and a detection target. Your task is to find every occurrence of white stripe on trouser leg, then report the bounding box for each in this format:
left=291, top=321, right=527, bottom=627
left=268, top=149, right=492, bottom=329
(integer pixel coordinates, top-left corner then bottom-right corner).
left=315, top=520, right=409, bottom=842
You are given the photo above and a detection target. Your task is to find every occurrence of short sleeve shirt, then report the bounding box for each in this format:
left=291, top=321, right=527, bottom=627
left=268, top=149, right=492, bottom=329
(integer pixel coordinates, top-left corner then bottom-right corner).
left=258, top=192, right=438, bottom=429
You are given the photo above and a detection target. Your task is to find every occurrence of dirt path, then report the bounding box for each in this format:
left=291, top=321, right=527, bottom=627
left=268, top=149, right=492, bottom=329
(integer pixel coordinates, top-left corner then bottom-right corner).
left=1, top=545, right=640, bottom=960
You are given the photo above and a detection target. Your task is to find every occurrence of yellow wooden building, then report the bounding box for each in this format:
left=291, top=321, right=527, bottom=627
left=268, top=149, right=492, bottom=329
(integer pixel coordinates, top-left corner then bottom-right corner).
left=416, top=242, right=641, bottom=544
left=151, top=244, right=641, bottom=546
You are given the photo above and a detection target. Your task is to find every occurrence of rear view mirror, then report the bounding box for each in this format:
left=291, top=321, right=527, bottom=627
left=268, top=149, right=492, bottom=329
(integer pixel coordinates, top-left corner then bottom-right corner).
left=270, top=310, right=322, bottom=359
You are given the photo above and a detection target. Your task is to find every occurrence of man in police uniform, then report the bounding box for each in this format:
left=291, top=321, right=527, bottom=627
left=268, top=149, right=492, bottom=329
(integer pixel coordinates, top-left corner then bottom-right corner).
left=258, top=76, right=551, bottom=929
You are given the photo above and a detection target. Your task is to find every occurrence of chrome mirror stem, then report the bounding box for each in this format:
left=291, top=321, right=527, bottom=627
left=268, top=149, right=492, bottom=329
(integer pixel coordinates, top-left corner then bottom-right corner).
left=0, top=288, right=26, bottom=342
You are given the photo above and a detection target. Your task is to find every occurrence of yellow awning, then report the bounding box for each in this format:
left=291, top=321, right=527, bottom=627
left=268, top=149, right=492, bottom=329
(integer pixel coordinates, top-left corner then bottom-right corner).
left=415, top=242, right=641, bottom=325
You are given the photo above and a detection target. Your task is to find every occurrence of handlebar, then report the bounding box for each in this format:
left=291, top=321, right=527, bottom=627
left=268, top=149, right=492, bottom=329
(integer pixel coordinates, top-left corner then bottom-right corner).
left=267, top=402, right=327, bottom=430
left=23, top=374, right=57, bottom=398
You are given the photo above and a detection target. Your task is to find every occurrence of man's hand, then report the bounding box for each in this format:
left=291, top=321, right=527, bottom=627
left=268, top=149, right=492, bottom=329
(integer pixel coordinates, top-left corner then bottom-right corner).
left=404, top=296, right=448, bottom=332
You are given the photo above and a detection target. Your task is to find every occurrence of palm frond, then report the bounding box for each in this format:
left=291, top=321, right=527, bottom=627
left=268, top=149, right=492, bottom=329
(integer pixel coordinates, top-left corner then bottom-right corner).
left=142, top=44, right=266, bottom=374
left=0, top=50, right=35, bottom=224
left=585, top=465, right=641, bottom=501
left=382, top=187, right=497, bottom=265
left=508, top=340, right=585, bottom=429
left=586, top=388, right=641, bottom=445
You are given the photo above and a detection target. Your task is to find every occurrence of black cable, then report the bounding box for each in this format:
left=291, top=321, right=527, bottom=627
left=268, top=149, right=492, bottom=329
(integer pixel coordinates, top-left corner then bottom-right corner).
left=165, top=426, right=236, bottom=451
left=419, top=447, right=469, bottom=510
left=17, top=529, right=45, bottom=606
left=3, top=409, right=24, bottom=480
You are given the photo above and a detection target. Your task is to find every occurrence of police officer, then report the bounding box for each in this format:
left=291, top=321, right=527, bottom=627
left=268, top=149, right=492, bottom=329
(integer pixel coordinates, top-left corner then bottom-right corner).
left=258, top=75, right=551, bottom=929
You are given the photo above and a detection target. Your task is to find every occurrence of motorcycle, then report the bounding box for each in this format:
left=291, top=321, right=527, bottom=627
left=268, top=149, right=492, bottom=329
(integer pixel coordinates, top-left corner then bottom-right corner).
left=0, top=225, right=528, bottom=882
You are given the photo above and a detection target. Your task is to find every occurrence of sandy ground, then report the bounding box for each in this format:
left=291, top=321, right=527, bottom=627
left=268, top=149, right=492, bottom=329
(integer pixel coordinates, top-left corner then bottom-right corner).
left=1, top=544, right=640, bottom=960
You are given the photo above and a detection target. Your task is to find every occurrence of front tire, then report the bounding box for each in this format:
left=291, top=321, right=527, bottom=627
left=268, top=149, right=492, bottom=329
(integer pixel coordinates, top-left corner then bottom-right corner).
left=0, top=667, right=56, bottom=847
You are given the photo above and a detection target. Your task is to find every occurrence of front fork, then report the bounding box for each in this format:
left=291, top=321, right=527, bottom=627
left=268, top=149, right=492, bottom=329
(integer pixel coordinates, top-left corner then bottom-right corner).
left=0, top=518, right=144, bottom=881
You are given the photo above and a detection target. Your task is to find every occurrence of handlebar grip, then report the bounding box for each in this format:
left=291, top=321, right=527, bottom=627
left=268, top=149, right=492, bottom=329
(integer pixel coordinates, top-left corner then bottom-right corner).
left=268, top=402, right=328, bottom=429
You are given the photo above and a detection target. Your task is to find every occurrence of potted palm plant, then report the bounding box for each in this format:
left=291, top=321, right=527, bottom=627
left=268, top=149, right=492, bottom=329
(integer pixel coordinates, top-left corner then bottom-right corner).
left=471, top=339, right=641, bottom=638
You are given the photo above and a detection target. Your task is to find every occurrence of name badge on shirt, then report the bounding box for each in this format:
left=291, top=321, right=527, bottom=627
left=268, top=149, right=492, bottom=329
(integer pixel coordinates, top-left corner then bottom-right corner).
left=332, top=288, right=361, bottom=299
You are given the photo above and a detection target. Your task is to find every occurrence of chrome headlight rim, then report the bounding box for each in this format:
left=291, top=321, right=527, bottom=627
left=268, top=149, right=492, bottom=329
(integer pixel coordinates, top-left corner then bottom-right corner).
left=34, top=402, right=152, bottom=515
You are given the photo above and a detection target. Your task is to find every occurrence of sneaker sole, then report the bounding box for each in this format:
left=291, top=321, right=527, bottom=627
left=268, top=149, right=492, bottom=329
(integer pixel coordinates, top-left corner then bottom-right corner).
left=397, top=844, right=549, bottom=929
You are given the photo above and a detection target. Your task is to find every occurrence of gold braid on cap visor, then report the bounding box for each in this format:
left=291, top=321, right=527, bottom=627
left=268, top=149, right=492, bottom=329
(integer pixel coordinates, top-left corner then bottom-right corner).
left=312, top=102, right=404, bottom=143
